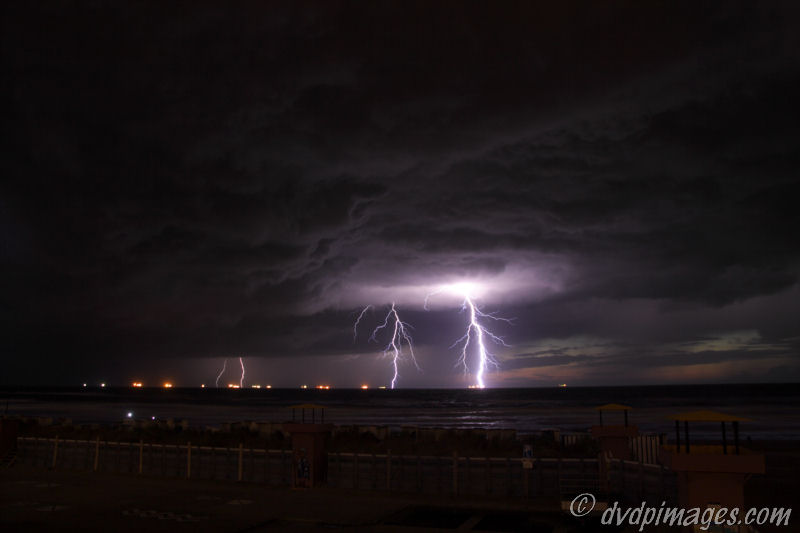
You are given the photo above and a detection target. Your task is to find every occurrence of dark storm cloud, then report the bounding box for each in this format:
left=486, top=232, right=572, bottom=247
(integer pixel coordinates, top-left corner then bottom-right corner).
left=1, top=1, right=799, bottom=385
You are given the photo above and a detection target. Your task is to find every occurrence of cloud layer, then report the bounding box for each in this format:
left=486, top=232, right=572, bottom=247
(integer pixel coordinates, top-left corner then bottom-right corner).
left=2, top=1, right=799, bottom=385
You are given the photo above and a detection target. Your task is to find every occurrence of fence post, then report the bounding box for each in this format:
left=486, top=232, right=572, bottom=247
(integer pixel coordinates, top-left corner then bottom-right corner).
left=372, top=453, right=377, bottom=489
left=638, top=459, right=644, bottom=500
left=452, top=451, right=458, bottom=496
left=465, top=456, right=470, bottom=495
left=537, top=457, right=542, bottom=496
left=354, top=453, right=359, bottom=489
left=386, top=450, right=392, bottom=491
left=93, top=436, right=100, bottom=471
left=524, top=460, right=529, bottom=498
left=556, top=457, right=562, bottom=499
left=580, top=457, right=585, bottom=494
left=506, top=457, right=512, bottom=497
left=238, top=443, right=243, bottom=482
left=264, top=448, right=270, bottom=484
left=337, top=451, right=342, bottom=488
left=281, top=448, right=286, bottom=485
left=187, top=442, right=192, bottom=479
left=249, top=447, right=254, bottom=482
left=485, top=455, right=490, bottom=495
left=52, top=435, right=59, bottom=469
left=416, top=455, right=421, bottom=491
left=138, top=440, right=144, bottom=474
left=439, top=455, right=444, bottom=494
left=399, top=454, right=404, bottom=491
left=210, top=446, right=216, bottom=479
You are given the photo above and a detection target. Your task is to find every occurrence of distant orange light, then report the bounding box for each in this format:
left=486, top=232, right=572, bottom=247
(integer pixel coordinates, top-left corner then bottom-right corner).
left=300, top=384, right=308, bottom=389
left=163, top=382, right=173, bottom=388
left=201, top=384, right=206, bottom=388
left=132, top=382, right=143, bottom=388
left=361, top=384, right=369, bottom=390
left=316, top=385, right=330, bottom=390
left=227, top=383, right=240, bottom=389
left=265, top=385, right=272, bottom=389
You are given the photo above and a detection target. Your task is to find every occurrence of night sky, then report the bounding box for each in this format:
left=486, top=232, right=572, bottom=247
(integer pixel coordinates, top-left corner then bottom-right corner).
left=2, top=2, right=799, bottom=387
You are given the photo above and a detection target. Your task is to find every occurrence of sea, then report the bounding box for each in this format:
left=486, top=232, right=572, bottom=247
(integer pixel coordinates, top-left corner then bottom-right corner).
left=2, top=383, right=798, bottom=440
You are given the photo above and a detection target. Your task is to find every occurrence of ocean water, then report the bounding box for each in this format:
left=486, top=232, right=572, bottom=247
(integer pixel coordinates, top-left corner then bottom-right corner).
left=2, top=383, right=798, bottom=440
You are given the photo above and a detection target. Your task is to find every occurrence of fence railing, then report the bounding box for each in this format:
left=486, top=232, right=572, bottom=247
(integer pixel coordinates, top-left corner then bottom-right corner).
left=15, top=437, right=677, bottom=503
left=17, top=437, right=293, bottom=484
left=561, top=433, right=592, bottom=447
left=326, top=452, right=602, bottom=499
left=607, top=458, right=678, bottom=504
left=629, top=433, right=666, bottom=465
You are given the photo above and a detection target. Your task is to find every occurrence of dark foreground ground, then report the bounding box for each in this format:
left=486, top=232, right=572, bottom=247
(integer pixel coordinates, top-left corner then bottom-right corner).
left=3, top=441, right=797, bottom=532
left=0, top=466, right=642, bottom=533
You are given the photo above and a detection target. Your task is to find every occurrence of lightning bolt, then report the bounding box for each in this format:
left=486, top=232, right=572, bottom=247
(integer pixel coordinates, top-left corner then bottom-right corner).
left=354, top=303, right=419, bottom=389
left=238, top=357, right=245, bottom=388
left=427, top=285, right=512, bottom=389
left=215, top=358, right=227, bottom=388
left=353, top=305, right=373, bottom=341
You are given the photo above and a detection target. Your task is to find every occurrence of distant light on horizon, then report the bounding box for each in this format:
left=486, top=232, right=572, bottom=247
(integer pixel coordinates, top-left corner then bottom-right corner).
left=131, top=382, right=143, bottom=388
left=201, top=384, right=205, bottom=388
left=300, top=384, right=308, bottom=389
left=361, top=384, right=369, bottom=389
left=126, top=412, right=133, bottom=418
left=163, top=382, right=173, bottom=388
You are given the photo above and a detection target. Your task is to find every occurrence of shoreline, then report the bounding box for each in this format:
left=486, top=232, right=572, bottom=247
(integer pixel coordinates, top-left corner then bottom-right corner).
left=7, top=414, right=799, bottom=457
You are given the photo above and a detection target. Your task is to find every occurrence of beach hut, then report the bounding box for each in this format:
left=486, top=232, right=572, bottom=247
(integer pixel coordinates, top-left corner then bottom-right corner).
left=590, top=404, right=638, bottom=460
left=283, top=404, right=333, bottom=488
left=660, top=410, right=765, bottom=514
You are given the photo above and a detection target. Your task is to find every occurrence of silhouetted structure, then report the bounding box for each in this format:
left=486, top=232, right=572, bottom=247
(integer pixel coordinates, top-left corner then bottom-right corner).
left=590, top=404, right=638, bottom=460
left=283, top=404, right=333, bottom=488
left=660, top=411, right=765, bottom=514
